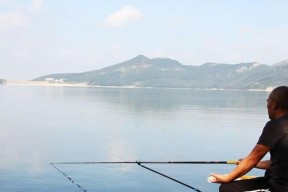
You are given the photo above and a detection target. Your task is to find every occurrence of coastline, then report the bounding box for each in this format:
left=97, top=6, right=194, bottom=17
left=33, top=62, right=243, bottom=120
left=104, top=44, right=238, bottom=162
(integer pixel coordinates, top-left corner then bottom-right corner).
left=3, top=80, right=273, bottom=92
left=5, top=80, right=90, bottom=88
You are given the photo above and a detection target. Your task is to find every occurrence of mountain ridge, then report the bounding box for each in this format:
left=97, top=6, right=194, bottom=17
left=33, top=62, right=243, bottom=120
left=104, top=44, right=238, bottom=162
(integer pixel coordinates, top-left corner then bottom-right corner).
left=33, top=55, right=288, bottom=90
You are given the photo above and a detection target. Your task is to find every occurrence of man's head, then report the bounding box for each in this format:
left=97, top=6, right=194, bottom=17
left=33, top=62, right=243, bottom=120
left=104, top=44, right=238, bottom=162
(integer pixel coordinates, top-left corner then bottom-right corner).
left=267, top=86, right=288, bottom=119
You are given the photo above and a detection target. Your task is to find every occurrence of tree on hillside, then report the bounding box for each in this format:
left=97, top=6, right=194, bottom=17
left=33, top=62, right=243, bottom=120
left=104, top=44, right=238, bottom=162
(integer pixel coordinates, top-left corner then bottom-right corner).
left=0, top=79, right=7, bottom=84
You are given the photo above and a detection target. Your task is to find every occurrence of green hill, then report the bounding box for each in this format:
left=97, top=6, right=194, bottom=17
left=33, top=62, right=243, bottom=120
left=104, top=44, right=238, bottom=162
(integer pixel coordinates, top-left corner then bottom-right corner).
left=33, top=55, right=288, bottom=89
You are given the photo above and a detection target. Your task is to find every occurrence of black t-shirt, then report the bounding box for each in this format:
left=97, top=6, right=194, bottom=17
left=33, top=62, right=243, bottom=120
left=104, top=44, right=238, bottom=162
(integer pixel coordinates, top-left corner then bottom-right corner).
left=257, top=114, right=288, bottom=191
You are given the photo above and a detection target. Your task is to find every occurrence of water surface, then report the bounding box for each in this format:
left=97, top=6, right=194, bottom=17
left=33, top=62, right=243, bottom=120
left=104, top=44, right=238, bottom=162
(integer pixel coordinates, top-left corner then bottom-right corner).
left=0, top=86, right=270, bottom=191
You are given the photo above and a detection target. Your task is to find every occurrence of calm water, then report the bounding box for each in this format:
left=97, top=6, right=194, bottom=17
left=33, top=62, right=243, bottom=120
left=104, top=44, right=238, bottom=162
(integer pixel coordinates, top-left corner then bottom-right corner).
left=0, top=85, right=270, bottom=192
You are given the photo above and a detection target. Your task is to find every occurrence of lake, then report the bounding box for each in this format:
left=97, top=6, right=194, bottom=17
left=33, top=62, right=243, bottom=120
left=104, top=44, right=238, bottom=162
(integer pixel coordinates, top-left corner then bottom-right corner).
left=0, top=85, right=270, bottom=192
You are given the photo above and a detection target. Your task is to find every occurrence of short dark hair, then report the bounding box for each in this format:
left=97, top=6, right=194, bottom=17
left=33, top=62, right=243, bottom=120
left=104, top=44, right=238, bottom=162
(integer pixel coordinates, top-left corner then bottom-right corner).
left=270, top=86, right=288, bottom=111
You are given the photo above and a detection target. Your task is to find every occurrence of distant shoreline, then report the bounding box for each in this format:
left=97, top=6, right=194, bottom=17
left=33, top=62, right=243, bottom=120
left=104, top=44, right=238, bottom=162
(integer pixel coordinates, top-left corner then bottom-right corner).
left=3, top=80, right=273, bottom=92
left=5, top=80, right=90, bottom=88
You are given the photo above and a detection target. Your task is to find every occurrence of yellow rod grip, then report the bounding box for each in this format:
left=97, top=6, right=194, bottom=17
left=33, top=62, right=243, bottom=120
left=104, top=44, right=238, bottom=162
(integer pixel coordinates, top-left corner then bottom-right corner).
left=226, top=160, right=238, bottom=164
left=239, top=175, right=257, bottom=180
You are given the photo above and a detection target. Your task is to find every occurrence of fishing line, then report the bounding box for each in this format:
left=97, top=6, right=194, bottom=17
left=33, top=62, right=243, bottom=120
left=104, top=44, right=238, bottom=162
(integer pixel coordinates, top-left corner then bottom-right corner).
left=51, top=163, right=87, bottom=192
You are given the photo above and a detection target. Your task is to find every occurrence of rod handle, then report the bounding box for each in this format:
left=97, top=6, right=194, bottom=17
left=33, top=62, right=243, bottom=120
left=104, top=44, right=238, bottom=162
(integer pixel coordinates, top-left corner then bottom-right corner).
left=226, top=160, right=238, bottom=164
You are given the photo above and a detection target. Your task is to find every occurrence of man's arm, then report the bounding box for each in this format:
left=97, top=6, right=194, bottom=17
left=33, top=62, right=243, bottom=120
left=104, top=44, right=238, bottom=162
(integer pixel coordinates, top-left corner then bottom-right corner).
left=236, top=159, right=271, bottom=170
left=211, top=144, right=270, bottom=183
left=255, top=160, right=271, bottom=170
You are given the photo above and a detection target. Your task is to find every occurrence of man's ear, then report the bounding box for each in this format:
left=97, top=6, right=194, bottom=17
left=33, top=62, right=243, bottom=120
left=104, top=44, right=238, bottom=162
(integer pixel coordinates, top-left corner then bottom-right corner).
left=273, top=100, right=278, bottom=110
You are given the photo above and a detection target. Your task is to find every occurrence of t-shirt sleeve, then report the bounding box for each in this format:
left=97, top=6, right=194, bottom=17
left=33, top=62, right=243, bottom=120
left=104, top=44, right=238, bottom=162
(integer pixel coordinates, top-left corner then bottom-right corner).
left=257, top=121, right=284, bottom=149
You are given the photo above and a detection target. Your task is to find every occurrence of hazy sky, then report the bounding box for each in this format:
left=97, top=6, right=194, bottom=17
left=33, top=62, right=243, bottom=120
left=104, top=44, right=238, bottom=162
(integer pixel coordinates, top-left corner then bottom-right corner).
left=1, top=0, right=288, bottom=80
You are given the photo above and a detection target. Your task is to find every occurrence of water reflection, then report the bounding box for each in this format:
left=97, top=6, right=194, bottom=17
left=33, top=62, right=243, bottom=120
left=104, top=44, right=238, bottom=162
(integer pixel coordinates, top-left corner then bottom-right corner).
left=54, top=87, right=269, bottom=110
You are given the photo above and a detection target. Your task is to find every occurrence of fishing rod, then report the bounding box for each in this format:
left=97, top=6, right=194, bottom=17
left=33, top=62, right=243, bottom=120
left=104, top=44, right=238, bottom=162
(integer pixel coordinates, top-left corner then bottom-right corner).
left=136, top=161, right=202, bottom=192
left=50, top=160, right=239, bottom=192
left=51, top=160, right=238, bottom=165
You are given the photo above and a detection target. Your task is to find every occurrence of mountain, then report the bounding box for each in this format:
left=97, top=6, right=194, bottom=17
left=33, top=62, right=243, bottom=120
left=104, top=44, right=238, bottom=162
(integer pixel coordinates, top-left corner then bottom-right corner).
left=33, top=55, right=288, bottom=89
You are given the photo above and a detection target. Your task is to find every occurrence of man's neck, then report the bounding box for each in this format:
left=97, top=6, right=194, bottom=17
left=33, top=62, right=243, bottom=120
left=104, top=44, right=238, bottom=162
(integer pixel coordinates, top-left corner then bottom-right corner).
left=274, top=111, right=288, bottom=119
